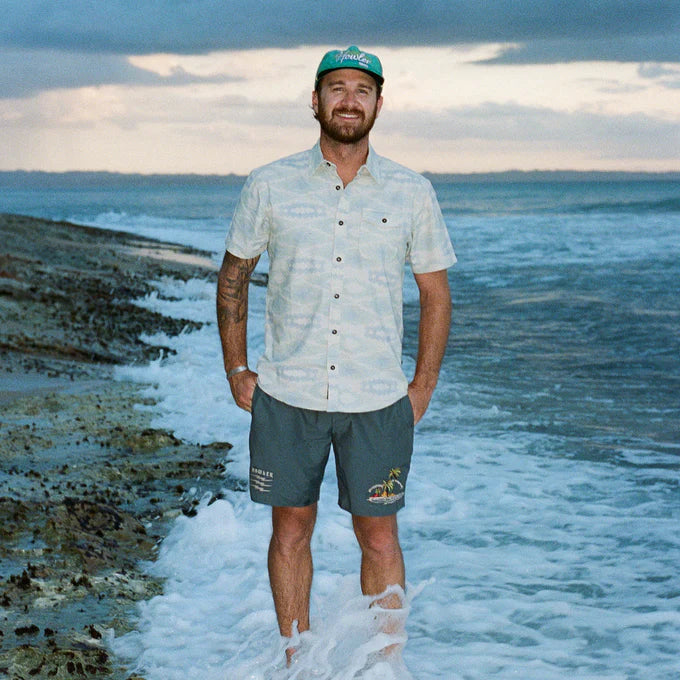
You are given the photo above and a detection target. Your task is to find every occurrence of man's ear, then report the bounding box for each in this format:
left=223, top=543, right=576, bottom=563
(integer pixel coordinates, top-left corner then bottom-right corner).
left=312, top=89, right=319, bottom=116
left=376, top=95, right=384, bottom=118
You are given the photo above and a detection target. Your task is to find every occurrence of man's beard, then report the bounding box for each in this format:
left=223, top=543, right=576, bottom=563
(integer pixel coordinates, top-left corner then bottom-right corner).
left=316, top=101, right=379, bottom=144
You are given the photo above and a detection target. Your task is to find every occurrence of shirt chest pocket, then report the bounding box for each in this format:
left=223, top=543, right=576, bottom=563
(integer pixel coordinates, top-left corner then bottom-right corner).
left=358, top=210, right=409, bottom=263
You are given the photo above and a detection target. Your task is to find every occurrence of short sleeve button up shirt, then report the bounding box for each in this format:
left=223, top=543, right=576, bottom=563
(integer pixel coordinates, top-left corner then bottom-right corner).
left=225, top=142, right=456, bottom=413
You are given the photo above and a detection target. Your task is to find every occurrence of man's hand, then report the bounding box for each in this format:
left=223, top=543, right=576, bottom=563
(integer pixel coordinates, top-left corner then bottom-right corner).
left=228, top=370, right=259, bottom=412
left=407, top=381, right=434, bottom=425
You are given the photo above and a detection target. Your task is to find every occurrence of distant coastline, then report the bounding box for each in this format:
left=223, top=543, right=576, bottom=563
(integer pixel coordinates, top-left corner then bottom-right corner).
left=423, top=169, right=680, bottom=184
left=2, top=169, right=680, bottom=190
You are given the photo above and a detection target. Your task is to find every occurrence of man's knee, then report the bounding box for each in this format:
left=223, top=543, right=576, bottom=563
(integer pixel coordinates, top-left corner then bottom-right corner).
left=271, top=505, right=317, bottom=552
left=352, top=514, right=401, bottom=557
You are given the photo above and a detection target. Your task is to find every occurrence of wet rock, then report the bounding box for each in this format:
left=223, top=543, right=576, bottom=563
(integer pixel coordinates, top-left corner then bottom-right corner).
left=0, top=214, right=230, bottom=680
left=0, top=644, right=114, bottom=679
left=0, top=214, right=213, bottom=366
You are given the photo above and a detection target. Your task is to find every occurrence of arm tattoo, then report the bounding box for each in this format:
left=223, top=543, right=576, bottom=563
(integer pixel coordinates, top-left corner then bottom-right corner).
left=217, top=252, right=259, bottom=324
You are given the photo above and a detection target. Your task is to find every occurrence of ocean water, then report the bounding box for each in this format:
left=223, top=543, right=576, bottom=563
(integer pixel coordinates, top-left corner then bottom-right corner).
left=3, top=176, right=680, bottom=679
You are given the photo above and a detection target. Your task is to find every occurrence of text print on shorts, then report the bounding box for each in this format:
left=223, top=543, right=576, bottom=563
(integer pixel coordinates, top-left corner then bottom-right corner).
left=250, top=466, right=274, bottom=494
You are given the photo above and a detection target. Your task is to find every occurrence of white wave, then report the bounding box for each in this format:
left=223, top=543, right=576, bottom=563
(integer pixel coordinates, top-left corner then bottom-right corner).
left=71, top=210, right=229, bottom=253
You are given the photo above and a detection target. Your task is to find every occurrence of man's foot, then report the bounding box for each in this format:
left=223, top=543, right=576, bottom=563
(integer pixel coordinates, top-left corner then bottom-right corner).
left=285, top=646, right=297, bottom=667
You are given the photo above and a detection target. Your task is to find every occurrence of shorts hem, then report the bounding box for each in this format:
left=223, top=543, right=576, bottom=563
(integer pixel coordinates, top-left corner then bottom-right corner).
left=339, top=500, right=405, bottom=517
left=250, top=493, right=320, bottom=508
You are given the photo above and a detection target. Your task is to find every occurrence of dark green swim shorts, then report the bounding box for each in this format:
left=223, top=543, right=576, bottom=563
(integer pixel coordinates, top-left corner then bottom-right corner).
left=248, top=385, right=414, bottom=516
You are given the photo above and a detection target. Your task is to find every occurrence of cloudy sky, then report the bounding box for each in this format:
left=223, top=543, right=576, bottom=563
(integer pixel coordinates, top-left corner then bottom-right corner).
left=2, top=1, right=680, bottom=174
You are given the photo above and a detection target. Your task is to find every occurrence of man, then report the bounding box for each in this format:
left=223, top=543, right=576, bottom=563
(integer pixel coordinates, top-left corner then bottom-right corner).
left=216, top=46, right=456, bottom=662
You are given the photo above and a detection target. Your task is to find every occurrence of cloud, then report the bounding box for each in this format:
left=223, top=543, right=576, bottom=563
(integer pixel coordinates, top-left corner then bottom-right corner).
left=481, top=35, right=680, bottom=65
left=1, top=0, right=678, bottom=60
left=379, top=102, right=680, bottom=161
left=0, top=49, right=239, bottom=98
left=2, top=1, right=679, bottom=101
left=2, top=2, right=679, bottom=173
left=637, top=62, right=680, bottom=89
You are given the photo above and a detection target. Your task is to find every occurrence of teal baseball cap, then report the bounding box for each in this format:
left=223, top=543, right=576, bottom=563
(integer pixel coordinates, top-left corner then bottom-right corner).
left=315, top=46, right=384, bottom=87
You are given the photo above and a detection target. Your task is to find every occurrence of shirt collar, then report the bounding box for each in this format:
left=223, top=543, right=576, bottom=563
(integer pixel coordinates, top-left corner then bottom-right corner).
left=310, top=141, right=382, bottom=185
left=363, top=145, right=382, bottom=183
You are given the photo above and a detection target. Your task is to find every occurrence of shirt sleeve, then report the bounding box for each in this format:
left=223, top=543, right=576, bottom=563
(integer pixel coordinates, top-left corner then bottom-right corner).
left=408, top=180, right=457, bottom=274
left=224, top=171, right=271, bottom=258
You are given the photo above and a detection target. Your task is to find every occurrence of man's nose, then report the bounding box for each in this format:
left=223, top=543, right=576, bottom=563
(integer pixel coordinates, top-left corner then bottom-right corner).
left=341, top=90, right=358, bottom=105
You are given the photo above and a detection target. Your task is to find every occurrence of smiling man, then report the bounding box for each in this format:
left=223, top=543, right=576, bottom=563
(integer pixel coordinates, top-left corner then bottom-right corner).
left=313, top=64, right=382, bottom=145
left=216, top=46, right=456, bottom=666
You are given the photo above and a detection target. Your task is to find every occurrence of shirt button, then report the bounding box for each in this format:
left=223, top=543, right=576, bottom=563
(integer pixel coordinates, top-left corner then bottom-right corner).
left=330, top=365, right=336, bottom=370
left=334, top=293, right=340, bottom=299
left=336, top=256, right=342, bottom=262
left=332, top=329, right=338, bottom=335
left=335, top=185, right=341, bottom=190
left=338, top=220, right=343, bottom=225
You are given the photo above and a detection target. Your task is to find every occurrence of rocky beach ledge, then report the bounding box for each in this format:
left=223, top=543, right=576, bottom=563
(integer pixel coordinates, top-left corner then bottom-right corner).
left=1, top=214, right=234, bottom=679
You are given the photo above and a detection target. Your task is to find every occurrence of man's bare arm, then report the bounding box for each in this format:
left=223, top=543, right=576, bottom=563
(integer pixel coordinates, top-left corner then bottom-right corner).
left=216, top=251, right=260, bottom=411
left=408, top=269, right=452, bottom=424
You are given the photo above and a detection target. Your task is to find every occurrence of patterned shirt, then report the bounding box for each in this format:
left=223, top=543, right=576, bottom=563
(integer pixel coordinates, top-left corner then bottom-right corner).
left=225, top=142, right=456, bottom=412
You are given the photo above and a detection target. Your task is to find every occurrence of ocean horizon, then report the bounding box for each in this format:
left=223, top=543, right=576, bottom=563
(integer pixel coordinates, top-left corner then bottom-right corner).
left=3, top=168, right=680, bottom=188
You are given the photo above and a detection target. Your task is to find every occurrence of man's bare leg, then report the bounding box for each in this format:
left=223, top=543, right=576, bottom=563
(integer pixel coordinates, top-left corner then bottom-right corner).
left=352, top=514, right=405, bottom=602
left=352, top=514, right=406, bottom=657
left=268, top=504, right=317, bottom=664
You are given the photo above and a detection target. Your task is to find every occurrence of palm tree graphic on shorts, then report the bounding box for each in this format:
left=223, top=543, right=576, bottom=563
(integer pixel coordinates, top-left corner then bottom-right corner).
left=367, top=467, right=404, bottom=504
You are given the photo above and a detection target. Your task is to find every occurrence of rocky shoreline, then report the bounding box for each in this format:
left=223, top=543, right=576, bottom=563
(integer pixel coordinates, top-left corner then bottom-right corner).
left=0, top=214, right=234, bottom=679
